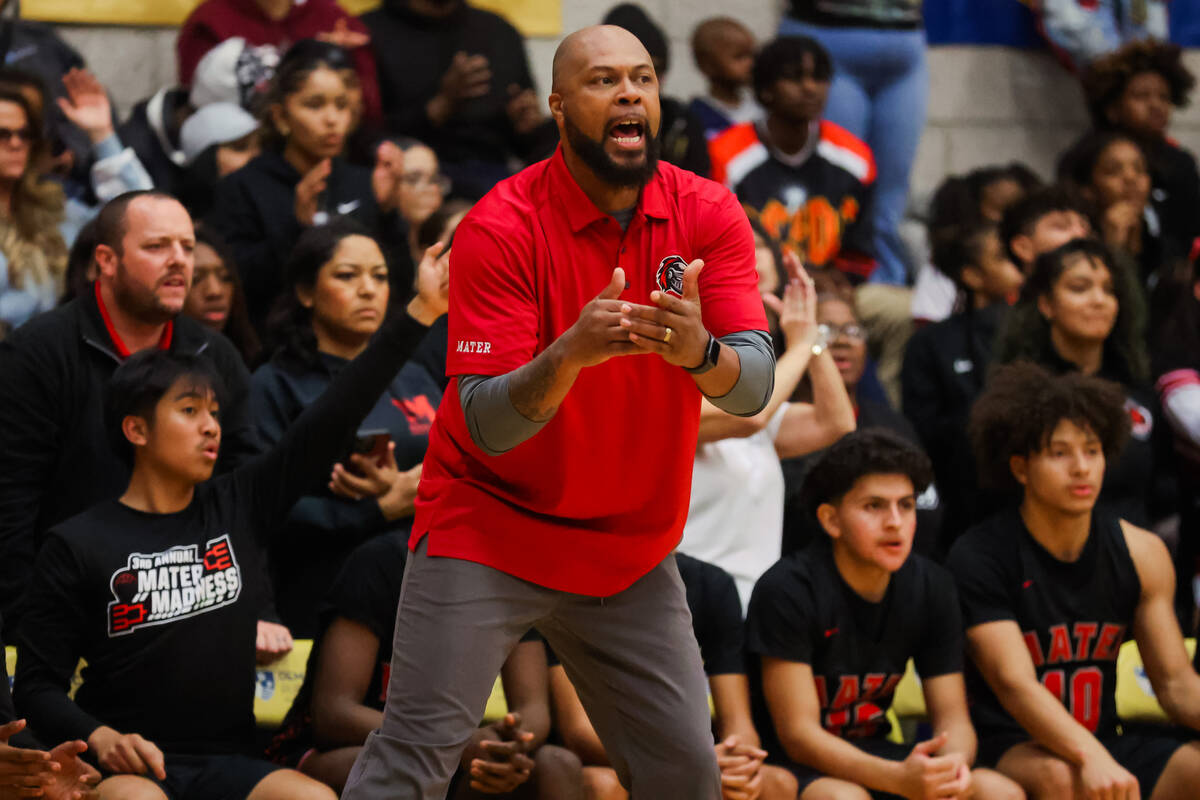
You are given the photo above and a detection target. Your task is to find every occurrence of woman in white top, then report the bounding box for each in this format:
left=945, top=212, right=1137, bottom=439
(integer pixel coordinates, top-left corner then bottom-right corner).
left=680, top=247, right=856, bottom=611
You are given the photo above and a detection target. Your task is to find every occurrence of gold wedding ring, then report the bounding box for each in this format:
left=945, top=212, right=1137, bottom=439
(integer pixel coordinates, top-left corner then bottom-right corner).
left=663, top=326, right=673, bottom=344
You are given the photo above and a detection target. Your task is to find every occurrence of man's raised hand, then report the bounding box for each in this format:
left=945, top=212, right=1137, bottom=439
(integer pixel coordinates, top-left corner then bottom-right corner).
left=619, top=258, right=710, bottom=368
left=558, top=268, right=643, bottom=368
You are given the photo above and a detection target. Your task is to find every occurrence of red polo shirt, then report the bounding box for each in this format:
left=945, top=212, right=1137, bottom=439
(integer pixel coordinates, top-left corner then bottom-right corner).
left=412, top=148, right=766, bottom=596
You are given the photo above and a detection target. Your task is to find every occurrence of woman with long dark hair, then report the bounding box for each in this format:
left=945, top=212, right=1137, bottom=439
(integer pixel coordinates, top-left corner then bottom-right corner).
left=206, top=40, right=409, bottom=329
left=250, top=218, right=447, bottom=636
left=995, top=238, right=1174, bottom=530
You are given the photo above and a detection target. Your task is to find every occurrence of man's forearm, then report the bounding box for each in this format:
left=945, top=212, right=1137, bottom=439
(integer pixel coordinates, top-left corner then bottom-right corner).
left=507, top=338, right=581, bottom=422
left=460, top=338, right=583, bottom=456
left=1155, top=672, right=1200, bottom=730
left=938, top=718, right=977, bottom=765
left=313, top=702, right=384, bottom=749
left=999, top=679, right=1108, bottom=766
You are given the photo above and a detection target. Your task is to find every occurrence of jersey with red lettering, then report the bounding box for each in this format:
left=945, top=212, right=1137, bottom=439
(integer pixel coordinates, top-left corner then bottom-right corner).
left=745, top=540, right=962, bottom=763
left=708, top=120, right=877, bottom=281
left=947, top=508, right=1140, bottom=742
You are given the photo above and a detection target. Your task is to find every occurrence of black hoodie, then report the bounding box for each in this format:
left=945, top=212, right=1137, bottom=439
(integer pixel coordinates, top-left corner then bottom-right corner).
left=0, top=288, right=254, bottom=637
left=205, top=150, right=411, bottom=328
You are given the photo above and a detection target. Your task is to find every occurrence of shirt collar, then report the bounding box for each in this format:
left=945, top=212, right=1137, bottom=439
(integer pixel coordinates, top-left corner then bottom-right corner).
left=550, top=146, right=669, bottom=233
left=94, top=282, right=174, bottom=360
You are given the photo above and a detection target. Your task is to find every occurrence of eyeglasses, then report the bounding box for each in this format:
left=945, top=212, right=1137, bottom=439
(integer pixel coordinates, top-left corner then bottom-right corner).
left=818, top=322, right=865, bottom=342
left=0, top=127, right=32, bottom=146
left=401, top=171, right=451, bottom=193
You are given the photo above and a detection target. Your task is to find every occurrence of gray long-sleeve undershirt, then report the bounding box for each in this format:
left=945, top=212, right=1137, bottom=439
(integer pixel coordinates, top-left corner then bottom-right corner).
left=459, top=330, right=775, bottom=456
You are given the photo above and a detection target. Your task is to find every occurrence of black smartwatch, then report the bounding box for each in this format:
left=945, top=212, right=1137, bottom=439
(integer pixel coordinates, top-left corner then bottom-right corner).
left=684, top=334, right=721, bottom=375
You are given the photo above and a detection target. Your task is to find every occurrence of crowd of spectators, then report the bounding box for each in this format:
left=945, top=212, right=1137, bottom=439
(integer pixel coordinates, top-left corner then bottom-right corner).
left=0, top=0, right=1192, bottom=798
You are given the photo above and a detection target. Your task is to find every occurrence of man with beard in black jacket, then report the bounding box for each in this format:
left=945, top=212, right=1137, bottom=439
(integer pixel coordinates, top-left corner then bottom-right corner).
left=0, top=191, right=257, bottom=642
left=359, top=0, right=557, bottom=200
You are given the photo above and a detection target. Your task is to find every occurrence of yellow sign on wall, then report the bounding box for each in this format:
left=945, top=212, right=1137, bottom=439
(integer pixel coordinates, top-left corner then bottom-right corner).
left=22, top=0, right=562, bottom=37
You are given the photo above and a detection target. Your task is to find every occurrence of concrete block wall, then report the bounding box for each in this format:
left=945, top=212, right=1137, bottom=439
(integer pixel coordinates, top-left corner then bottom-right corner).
left=52, top=1, right=1200, bottom=206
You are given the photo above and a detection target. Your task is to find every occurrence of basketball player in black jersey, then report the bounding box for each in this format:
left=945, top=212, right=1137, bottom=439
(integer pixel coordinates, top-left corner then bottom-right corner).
left=948, top=363, right=1200, bottom=800
left=747, top=429, right=1023, bottom=799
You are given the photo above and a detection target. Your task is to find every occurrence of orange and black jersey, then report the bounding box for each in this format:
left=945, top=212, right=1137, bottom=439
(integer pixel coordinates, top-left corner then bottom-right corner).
left=947, top=509, right=1141, bottom=742
left=746, top=541, right=962, bottom=761
left=709, top=120, right=877, bottom=281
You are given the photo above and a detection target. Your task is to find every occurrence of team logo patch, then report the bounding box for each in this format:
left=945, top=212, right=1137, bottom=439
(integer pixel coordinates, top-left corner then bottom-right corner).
left=106, top=535, right=242, bottom=637
left=1124, top=398, right=1153, bottom=441
left=656, top=255, right=687, bottom=296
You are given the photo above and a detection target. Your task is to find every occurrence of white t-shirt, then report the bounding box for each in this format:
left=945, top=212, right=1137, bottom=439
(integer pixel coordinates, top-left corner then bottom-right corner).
left=679, top=404, right=790, bottom=613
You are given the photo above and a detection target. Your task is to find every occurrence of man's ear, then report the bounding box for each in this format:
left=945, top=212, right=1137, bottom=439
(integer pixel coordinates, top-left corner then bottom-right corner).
left=816, top=502, right=841, bottom=540
left=548, top=93, right=564, bottom=125
left=122, top=415, right=149, bottom=448
left=94, top=244, right=119, bottom=280
left=1010, top=454, right=1029, bottom=487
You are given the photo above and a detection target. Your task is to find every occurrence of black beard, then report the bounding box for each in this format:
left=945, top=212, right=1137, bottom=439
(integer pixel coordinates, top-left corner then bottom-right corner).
left=113, top=264, right=180, bottom=326
left=563, top=114, right=660, bottom=189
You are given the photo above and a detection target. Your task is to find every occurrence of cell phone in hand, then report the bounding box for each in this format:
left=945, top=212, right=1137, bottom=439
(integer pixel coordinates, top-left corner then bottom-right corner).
left=349, top=429, right=391, bottom=475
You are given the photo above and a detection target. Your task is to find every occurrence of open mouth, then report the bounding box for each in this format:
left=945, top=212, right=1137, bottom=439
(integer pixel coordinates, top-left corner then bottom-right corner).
left=608, top=118, right=645, bottom=149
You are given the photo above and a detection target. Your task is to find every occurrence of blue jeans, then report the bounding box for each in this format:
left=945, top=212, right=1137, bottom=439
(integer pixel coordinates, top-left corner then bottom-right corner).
left=779, top=19, right=928, bottom=285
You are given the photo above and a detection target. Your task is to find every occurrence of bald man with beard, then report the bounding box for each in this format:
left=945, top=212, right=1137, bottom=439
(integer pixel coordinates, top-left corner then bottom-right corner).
left=341, top=26, right=775, bottom=800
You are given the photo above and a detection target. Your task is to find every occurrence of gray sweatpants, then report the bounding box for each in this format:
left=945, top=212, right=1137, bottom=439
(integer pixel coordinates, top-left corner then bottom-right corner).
left=340, top=539, right=721, bottom=800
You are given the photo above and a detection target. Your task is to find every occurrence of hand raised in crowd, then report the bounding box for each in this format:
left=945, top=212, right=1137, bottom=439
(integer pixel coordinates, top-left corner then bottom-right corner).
left=427, top=52, right=492, bottom=126
left=330, top=442, right=422, bottom=522
left=505, top=84, right=544, bottom=136
left=295, top=159, right=331, bottom=226
left=85, top=726, right=165, bottom=781
left=0, top=719, right=59, bottom=800
left=619, top=258, right=710, bottom=368
left=42, top=739, right=100, bottom=800
left=762, top=252, right=817, bottom=351
left=255, top=620, right=294, bottom=665
left=465, top=713, right=536, bottom=794
left=714, top=735, right=768, bottom=800
left=372, top=140, right=405, bottom=213
left=895, top=733, right=969, bottom=800
left=558, top=267, right=647, bottom=368
left=316, top=18, right=370, bottom=50
left=56, top=68, right=115, bottom=146
left=408, top=241, right=451, bottom=326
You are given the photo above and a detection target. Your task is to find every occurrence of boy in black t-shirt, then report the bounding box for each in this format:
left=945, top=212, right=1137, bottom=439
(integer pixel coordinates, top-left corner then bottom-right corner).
left=267, top=531, right=583, bottom=798
left=747, top=429, right=1021, bottom=799
left=549, top=552, right=797, bottom=800
left=14, top=300, right=432, bottom=800
left=947, top=363, right=1200, bottom=800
